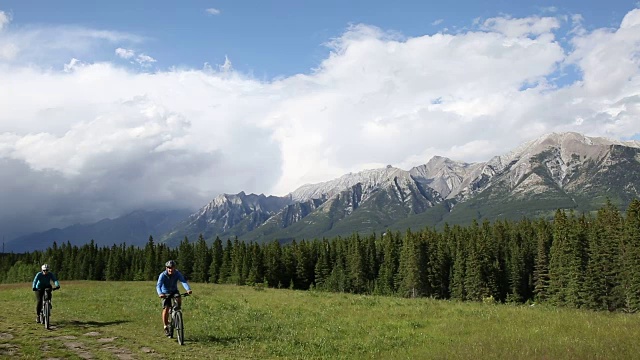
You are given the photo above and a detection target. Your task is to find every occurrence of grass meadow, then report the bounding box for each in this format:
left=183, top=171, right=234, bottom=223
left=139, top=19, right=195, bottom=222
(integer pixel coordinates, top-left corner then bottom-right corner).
left=1, top=281, right=639, bottom=359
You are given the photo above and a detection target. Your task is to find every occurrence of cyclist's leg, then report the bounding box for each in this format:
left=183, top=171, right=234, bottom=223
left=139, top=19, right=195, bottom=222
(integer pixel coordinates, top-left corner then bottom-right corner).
left=35, top=289, right=44, bottom=321
left=162, top=296, right=171, bottom=334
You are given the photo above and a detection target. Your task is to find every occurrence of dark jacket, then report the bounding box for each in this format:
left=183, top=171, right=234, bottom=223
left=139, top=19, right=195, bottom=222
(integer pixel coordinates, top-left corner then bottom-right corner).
left=32, top=272, right=60, bottom=290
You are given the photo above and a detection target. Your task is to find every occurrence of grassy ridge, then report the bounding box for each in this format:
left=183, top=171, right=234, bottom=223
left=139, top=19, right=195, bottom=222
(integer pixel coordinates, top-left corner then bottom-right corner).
left=1, top=281, right=640, bottom=359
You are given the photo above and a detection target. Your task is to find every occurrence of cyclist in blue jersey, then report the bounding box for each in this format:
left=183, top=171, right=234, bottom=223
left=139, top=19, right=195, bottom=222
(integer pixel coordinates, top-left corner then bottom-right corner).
left=157, top=260, right=192, bottom=336
left=32, top=264, right=60, bottom=323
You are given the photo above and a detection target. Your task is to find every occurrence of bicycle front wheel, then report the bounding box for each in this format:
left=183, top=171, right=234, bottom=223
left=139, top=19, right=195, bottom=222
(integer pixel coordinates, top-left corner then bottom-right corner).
left=174, top=311, right=184, bottom=345
left=43, top=302, right=50, bottom=329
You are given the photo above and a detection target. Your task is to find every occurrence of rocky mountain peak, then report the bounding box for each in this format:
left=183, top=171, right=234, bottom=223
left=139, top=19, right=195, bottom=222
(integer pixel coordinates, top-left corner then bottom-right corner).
left=289, top=166, right=406, bottom=202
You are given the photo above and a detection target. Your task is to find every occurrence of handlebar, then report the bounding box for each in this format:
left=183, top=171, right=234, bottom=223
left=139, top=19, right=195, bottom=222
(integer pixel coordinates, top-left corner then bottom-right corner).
left=161, top=292, right=191, bottom=298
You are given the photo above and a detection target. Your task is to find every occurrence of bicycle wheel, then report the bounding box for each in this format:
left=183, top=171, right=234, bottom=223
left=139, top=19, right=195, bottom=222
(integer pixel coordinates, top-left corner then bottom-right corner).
left=174, top=311, right=184, bottom=345
left=167, top=311, right=174, bottom=338
left=43, top=301, right=50, bottom=329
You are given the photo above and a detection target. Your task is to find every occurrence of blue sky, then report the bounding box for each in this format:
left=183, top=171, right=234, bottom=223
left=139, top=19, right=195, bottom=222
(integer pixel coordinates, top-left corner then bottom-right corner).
left=2, top=0, right=636, bottom=78
left=1, top=1, right=640, bottom=238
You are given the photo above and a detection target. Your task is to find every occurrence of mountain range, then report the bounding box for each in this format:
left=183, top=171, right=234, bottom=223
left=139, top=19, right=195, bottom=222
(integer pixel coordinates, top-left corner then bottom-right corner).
left=5, top=132, right=640, bottom=252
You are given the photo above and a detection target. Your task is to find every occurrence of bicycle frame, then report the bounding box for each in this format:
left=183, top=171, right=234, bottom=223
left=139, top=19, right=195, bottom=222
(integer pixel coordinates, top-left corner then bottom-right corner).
left=166, top=292, right=189, bottom=345
left=41, top=287, right=59, bottom=329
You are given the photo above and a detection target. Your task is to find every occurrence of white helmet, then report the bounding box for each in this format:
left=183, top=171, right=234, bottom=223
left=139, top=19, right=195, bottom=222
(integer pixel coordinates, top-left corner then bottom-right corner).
left=41, top=264, right=49, bottom=271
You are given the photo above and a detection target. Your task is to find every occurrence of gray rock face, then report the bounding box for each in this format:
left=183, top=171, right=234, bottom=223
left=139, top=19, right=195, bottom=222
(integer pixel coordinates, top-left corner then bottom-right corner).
left=161, top=131, right=640, bottom=244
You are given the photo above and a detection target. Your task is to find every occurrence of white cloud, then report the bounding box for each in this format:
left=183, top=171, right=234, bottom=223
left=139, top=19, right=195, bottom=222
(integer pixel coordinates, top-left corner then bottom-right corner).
left=220, top=55, right=232, bottom=72
left=63, top=57, right=82, bottom=72
left=0, top=10, right=10, bottom=31
left=481, top=15, right=560, bottom=37
left=0, top=42, right=18, bottom=60
left=432, top=19, right=444, bottom=26
left=115, top=47, right=156, bottom=67
left=115, top=47, right=135, bottom=59
left=2, top=8, right=640, bottom=238
left=136, top=53, right=156, bottom=66
left=206, top=8, right=221, bottom=15
left=0, top=23, right=143, bottom=66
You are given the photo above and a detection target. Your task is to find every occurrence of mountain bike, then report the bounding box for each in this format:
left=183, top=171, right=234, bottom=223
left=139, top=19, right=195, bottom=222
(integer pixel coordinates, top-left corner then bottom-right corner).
left=166, top=293, right=190, bottom=345
left=40, top=286, right=60, bottom=329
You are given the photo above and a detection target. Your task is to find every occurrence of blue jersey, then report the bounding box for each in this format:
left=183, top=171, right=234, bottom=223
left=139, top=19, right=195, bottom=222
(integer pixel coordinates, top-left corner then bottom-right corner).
left=156, top=269, right=191, bottom=295
left=33, top=272, right=60, bottom=289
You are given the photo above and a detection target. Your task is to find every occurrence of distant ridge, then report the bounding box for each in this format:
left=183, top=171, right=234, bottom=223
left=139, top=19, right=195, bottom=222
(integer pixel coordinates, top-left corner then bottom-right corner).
left=160, top=132, right=640, bottom=245
left=8, top=132, right=640, bottom=251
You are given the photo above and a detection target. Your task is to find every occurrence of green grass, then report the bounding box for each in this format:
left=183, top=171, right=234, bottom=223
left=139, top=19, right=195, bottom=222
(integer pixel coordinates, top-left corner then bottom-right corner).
left=2, top=281, right=640, bottom=359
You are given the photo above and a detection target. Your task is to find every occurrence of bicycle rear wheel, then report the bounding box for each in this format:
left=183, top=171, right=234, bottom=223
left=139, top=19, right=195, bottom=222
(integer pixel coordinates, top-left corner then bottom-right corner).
left=174, top=311, right=184, bottom=345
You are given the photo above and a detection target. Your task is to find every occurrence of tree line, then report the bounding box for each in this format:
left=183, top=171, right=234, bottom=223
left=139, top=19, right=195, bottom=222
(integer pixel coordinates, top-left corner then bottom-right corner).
left=2, top=199, right=639, bottom=311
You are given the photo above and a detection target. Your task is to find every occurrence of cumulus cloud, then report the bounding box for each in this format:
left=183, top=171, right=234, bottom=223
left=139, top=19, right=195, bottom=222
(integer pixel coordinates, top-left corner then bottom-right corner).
left=136, top=53, right=156, bottom=66
left=0, top=22, right=143, bottom=66
left=115, top=47, right=156, bottom=67
left=205, top=8, right=221, bottom=15
left=0, top=10, right=10, bottom=31
left=1, top=7, right=640, bottom=239
left=115, top=47, right=135, bottom=59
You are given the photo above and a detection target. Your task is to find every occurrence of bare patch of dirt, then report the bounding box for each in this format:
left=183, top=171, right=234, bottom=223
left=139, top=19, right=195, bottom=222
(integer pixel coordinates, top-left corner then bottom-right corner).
left=0, top=343, right=19, bottom=356
left=140, top=346, right=156, bottom=353
left=54, top=335, right=77, bottom=340
left=63, top=341, right=93, bottom=359
left=102, top=345, right=135, bottom=359
left=0, top=332, right=13, bottom=340
left=84, top=331, right=101, bottom=337
left=97, top=337, right=117, bottom=343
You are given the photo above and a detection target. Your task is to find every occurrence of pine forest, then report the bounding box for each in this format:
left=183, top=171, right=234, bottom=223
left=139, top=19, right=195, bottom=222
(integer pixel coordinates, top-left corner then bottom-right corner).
left=2, top=199, right=640, bottom=312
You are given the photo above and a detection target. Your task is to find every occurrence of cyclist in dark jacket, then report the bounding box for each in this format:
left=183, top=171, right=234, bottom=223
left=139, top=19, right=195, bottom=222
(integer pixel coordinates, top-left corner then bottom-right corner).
left=156, top=260, right=192, bottom=336
left=32, top=264, right=60, bottom=323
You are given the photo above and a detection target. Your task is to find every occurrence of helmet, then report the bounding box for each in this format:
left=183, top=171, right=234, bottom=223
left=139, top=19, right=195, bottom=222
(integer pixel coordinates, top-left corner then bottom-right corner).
left=41, top=264, right=49, bottom=271
left=165, top=260, right=176, bottom=268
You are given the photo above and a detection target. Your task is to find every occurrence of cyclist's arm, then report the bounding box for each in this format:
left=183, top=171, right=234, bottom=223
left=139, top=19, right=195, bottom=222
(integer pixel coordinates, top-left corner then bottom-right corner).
left=156, top=273, right=165, bottom=296
left=32, top=273, right=40, bottom=290
left=51, top=273, right=60, bottom=288
left=177, top=272, right=192, bottom=292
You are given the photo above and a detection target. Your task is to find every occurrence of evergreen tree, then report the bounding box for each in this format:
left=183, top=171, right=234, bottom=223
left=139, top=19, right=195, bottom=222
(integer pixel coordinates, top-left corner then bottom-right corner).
left=432, top=226, right=452, bottom=299
left=621, top=199, right=640, bottom=311
left=247, top=242, right=264, bottom=284
left=548, top=210, right=569, bottom=305
left=282, top=241, right=297, bottom=289
left=192, top=234, right=211, bottom=283
left=450, top=238, right=466, bottom=301
left=106, top=244, right=124, bottom=281
left=144, top=236, right=156, bottom=280
left=397, top=230, right=423, bottom=298
left=533, top=219, right=551, bottom=302
left=219, top=239, right=233, bottom=283
left=506, top=233, right=526, bottom=303
left=231, top=238, right=246, bottom=285
left=314, top=240, right=331, bottom=289
left=209, top=237, right=224, bottom=283
left=377, top=231, right=400, bottom=295
left=348, top=234, right=368, bottom=293
left=263, top=240, right=284, bottom=287
left=295, top=240, right=314, bottom=290
left=464, top=223, right=489, bottom=301
left=177, top=236, right=194, bottom=280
